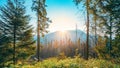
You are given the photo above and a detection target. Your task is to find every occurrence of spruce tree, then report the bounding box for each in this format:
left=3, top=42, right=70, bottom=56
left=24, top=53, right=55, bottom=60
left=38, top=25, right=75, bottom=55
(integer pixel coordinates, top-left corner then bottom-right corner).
left=73, top=0, right=120, bottom=59
left=0, top=0, right=35, bottom=65
left=32, top=0, right=51, bottom=61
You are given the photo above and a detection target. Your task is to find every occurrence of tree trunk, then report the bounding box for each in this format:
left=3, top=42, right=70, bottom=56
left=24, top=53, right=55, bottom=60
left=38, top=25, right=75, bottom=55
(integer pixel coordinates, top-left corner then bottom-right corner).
left=85, top=0, right=89, bottom=60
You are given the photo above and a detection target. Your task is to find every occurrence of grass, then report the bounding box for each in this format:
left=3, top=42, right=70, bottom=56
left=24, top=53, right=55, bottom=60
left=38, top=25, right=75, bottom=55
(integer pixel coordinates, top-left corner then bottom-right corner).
left=9, top=56, right=120, bottom=68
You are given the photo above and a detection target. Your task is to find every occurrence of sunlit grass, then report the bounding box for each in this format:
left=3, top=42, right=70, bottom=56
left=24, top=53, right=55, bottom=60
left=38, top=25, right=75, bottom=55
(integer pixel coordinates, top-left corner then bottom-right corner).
left=9, top=57, right=120, bottom=68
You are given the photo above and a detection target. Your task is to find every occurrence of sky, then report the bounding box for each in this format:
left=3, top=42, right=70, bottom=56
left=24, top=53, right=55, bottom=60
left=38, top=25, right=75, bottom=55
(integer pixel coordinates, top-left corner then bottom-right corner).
left=0, top=0, right=86, bottom=33
left=46, top=0, right=86, bottom=32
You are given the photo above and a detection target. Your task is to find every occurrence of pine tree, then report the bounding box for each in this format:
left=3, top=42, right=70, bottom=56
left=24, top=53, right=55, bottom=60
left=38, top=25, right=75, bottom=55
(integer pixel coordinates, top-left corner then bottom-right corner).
left=0, top=0, right=34, bottom=65
left=73, top=0, right=90, bottom=60
left=32, top=0, right=51, bottom=61
left=90, top=0, right=120, bottom=57
left=73, top=0, right=120, bottom=59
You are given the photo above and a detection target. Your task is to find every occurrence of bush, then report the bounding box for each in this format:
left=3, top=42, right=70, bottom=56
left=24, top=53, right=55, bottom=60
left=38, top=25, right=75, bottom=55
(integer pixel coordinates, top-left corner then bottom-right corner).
left=8, top=57, right=120, bottom=68
left=57, top=52, right=66, bottom=60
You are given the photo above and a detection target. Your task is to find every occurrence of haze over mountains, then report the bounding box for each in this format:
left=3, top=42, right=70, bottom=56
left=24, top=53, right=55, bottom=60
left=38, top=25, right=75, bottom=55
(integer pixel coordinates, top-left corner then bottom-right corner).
left=34, top=30, right=95, bottom=46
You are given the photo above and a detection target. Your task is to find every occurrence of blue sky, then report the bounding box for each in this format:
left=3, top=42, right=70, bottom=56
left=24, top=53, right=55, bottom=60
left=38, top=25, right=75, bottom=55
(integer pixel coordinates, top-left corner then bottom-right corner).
left=0, top=0, right=86, bottom=33
left=46, top=0, right=86, bottom=32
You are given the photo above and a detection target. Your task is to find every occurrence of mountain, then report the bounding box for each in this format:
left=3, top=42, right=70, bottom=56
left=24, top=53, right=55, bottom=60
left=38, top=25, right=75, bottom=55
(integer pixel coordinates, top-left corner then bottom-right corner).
left=34, top=30, right=96, bottom=46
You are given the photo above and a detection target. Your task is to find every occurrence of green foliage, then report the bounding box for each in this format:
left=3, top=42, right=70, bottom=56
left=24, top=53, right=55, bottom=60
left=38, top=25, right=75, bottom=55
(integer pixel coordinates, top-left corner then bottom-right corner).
left=94, top=36, right=120, bottom=63
left=32, top=0, right=51, bottom=36
left=0, top=0, right=35, bottom=66
left=57, top=52, right=66, bottom=60
left=111, top=38, right=120, bottom=62
left=74, top=0, right=120, bottom=61
left=94, top=36, right=108, bottom=59
left=8, top=57, right=120, bottom=68
left=0, top=43, right=13, bottom=67
left=31, top=0, right=51, bottom=61
left=94, top=44, right=110, bottom=59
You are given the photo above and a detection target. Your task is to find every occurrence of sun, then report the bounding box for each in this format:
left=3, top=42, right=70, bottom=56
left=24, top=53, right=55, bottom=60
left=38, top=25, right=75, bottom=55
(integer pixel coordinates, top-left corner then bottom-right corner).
left=60, top=30, right=66, bottom=33
left=59, top=29, right=67, bottom=36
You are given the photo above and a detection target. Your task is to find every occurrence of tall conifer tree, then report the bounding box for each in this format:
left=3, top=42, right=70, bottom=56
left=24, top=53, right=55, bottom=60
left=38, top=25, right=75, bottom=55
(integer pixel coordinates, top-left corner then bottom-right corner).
left=32, top=0, right=50, bottom=61
left=0, top=0, right=34, bottom=65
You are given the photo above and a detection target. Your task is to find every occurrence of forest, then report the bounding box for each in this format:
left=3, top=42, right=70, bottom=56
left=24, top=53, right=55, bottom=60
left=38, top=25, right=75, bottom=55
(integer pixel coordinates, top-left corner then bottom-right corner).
left=0, top=0, right=120, bottom=68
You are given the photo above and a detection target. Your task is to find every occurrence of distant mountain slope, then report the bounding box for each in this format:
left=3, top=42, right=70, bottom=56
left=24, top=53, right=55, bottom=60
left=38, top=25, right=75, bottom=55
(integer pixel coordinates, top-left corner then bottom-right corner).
left=34, top=30, right=96, bottom=46
left=43, top=30, right=86, bottom=42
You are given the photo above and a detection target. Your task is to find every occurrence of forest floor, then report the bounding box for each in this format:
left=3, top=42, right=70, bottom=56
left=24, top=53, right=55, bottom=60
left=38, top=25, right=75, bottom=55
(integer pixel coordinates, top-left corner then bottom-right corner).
left=9, top=56, right=120, bottom=68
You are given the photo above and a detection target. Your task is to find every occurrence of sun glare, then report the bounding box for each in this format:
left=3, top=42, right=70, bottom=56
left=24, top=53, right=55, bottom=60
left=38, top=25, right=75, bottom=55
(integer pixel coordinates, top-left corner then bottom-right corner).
left=60, top=29, right=65, bottom=33
left=59, top=29, right=67, bottom=36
